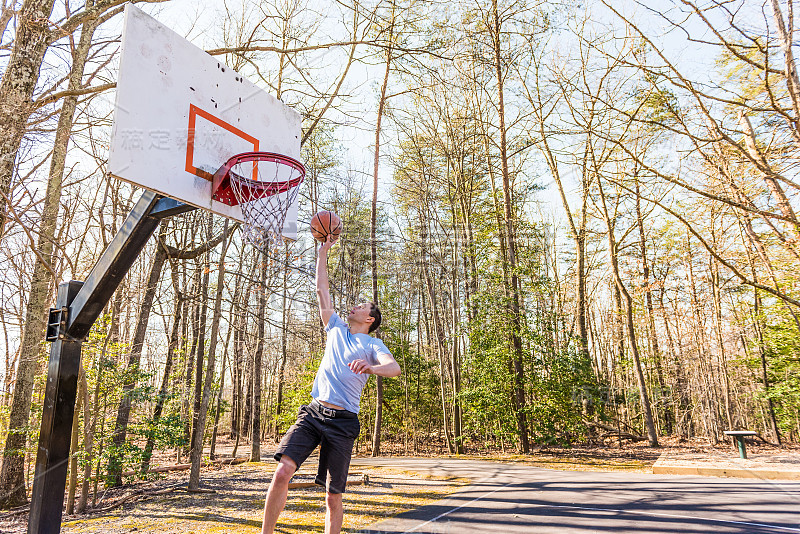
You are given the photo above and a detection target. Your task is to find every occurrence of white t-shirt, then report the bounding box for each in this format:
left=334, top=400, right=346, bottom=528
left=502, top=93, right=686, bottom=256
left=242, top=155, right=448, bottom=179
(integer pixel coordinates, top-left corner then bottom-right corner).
left=311, top=312, right=392, bottom=414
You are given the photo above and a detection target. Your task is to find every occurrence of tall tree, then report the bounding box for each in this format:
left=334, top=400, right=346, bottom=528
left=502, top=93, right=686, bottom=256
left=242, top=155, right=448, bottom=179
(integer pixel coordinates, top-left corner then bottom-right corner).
left=0, top=11, right=98, bottom=506
left=0, top=0, right=57, bottom=238
left=370, top=0, right=397, bottom=458
left=189, top=220, right=231, bottom=489
left=488, top=0, right=529, bottom=452
left=251, top=250, right=268, bottom=462
left=107, top=229, right=168, bottom=486
left=597, top=176, right=659, bottom=447
left=140, top=257, right=184, bottom=473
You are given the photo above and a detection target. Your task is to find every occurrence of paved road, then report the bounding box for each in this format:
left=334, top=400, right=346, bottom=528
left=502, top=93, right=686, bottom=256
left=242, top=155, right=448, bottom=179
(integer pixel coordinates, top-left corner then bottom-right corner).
left=350, top=458, right=800, bottom=533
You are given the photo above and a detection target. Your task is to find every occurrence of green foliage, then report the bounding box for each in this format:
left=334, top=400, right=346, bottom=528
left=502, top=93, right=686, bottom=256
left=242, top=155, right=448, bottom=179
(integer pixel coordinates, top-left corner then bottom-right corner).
left=524, top=335, right=597, bottom=445
left=747, top=302, right=800, bottom=438
left=381, top=323, right=441, bottom=436
left=461, top=331, right=519, bottom=443
left=460, top=249, right=602, bottom=447
left=135, top=414, right=186, bottom=451
left=276, top=352, right=320, bottom=433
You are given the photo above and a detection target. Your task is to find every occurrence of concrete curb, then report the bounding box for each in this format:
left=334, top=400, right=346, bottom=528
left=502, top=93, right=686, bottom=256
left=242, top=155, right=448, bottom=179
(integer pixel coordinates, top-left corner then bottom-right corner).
left=652, top=464, right=800, bottom=480
left=653, top=452, right=800, bottom=480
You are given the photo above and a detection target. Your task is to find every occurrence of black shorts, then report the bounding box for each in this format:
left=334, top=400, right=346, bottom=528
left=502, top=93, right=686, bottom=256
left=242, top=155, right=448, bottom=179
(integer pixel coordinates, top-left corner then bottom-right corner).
left=274, top=400, right=360, bottom=494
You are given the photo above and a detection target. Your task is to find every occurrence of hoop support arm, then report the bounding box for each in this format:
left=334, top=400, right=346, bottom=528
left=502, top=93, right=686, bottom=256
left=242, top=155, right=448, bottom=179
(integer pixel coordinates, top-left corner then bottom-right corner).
left=29, top=190, right=195, bottom=533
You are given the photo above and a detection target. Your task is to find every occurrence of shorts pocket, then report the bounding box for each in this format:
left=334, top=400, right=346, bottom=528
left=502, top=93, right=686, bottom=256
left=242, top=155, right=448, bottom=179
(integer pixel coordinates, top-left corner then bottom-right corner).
left=348, top=419, right=361, bottom=439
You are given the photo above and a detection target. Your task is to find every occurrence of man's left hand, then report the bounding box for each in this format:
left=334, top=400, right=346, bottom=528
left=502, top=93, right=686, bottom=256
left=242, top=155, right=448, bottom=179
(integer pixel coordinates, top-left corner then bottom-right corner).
left=348, top=359, right=373, bottom=374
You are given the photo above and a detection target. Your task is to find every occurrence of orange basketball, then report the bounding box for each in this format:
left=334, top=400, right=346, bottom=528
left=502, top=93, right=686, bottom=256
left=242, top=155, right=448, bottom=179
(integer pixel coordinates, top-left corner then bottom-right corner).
left=310, top=210, right=342, bottom=242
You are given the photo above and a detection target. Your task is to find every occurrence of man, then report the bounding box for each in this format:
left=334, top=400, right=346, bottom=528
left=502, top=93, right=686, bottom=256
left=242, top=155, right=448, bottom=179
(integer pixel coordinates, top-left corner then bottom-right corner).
left=261, top=235, right=401, bottom=534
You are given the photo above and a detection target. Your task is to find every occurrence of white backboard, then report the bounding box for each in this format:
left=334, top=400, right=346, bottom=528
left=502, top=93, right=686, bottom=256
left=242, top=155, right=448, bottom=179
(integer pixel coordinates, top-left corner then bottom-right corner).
left=109, top=4, right=302, bottom=238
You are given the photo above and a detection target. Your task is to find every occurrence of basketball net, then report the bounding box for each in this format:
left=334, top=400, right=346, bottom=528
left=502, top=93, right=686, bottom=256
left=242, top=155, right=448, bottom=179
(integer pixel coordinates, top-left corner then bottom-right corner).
left=216, top=153, right=305, bottom=253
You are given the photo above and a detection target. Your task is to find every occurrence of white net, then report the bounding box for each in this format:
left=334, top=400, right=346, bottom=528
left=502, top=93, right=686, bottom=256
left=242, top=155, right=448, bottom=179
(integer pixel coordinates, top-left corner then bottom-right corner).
left=225, top=155, right=304, bottom=252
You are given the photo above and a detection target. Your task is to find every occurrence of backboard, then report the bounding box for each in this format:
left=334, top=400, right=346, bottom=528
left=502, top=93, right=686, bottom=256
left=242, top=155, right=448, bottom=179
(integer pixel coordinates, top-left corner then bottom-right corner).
left=109, top=4, right=302, bottom=239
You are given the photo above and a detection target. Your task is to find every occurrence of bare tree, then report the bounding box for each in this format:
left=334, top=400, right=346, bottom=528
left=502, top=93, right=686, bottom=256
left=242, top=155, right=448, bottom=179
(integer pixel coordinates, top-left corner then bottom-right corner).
left=0, top=10, right=102, bottom=507
left=189, top=220, right=231, bottom=489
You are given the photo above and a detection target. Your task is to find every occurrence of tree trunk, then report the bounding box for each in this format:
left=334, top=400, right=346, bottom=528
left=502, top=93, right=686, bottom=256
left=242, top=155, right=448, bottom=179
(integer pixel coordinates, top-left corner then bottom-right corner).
left=107, top=230, right=167, bottom=486
left=0, top=0, right=57, bottom=237
left=457, top=190, right=479, bottom=323
left=370, top=1, right=395, bottom=458
left=491, top=0, right=529, bottom=453
left=251, top=252, right=267, bottom=462
left=243, top=349, right=253, bottom=441
left=140, top=285, right=183, bottom=473
left=242, top=265, right=256, bottom=442
left=230, top=278, right=247, bottom=458
left=0, top=10, right=93, bottom=506
left=444, top=198, right=464, bottom=453
left=710, top=252, right=734, bottom=429
left=209, top=327, right=231, bottom=460
left=230, top=284, right=244, bottom=440
left=0, top=3, right=17, bottom=42
left=635, top=181, right=672, bottom=433
left=189, top=226, right=212, bottom=460
left=275, top=251, right=290, bottom=436
left=420, top=216, right=454, bottom=453
left=181, top=268, right=200, bottom=459
left=660, top=289, right=691, bottom=437
left=598, top=178, right=659, bottom=447
left=534, top=91, right=592, bottom=368
left=212, top=260, right=240, bottom=454
left=77, top=366, right=92, bottom=513
left=189, top=220, right=230, bottom=489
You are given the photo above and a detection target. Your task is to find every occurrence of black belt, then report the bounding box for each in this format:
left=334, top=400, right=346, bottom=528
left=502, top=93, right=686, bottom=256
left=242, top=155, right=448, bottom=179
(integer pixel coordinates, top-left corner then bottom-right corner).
left=311, top=399, right=356, bottom=419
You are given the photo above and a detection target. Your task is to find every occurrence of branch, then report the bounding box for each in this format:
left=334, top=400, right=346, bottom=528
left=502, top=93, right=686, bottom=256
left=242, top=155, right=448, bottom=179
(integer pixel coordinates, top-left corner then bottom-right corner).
left=49, top=0, right=169, bottom=42
left=206, top=41, right=453, bottom=61
left=32, top=82, right=116, bottom=110
left=677, top=0, right=783, bottom=77
left=607, top=175, right=800, bottom=308
left=207, top=39, right=374, bottom=56
left=0, top=188, right=58, bottom=279
left=302, top=35, right=359, bottom=145
left=160, top=222, right=239, bottom=260
left=603, top=1, right=800, bottom=186
left=584, top=420, right=647, bottom=442
left=592, top=128, right=797, bottom=224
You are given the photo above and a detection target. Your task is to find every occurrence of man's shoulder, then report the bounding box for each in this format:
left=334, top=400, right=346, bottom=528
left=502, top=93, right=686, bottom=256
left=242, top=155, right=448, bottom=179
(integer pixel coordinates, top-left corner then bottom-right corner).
left=366, top=335, right=390, bottom=355
left=325, top=312, right=348, bottom=333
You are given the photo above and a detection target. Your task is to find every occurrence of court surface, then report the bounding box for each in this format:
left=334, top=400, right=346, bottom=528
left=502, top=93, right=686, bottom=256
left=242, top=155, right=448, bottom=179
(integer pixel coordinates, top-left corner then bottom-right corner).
left=350, top=458, right=800, bottom=533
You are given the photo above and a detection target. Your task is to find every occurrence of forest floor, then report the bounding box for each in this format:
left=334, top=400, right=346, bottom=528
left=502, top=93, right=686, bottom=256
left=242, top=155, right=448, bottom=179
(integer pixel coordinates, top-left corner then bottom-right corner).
left=1, top=436, right=796, bottom=533
left=356, top=434, right=800, bottom=475
left=1, top=462, right=470, bottom=534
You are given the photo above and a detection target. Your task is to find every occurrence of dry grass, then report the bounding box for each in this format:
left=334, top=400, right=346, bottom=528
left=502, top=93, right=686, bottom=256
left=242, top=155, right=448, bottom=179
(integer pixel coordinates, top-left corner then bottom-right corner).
left=4, top=437, right=779, bottom=533
left=52, top=463, right=468, bottom=534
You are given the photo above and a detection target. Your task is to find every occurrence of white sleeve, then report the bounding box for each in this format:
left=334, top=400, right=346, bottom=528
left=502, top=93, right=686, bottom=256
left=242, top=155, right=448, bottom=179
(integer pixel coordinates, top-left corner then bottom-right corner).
left=372, top=338, right=392, bottom=362
left=324, top=312, right=347, bottom=333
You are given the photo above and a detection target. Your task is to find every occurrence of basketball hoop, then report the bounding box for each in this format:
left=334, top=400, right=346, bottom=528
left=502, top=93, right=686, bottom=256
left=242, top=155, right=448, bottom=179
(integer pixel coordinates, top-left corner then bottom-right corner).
left=212, top=151, right=305, bottom=251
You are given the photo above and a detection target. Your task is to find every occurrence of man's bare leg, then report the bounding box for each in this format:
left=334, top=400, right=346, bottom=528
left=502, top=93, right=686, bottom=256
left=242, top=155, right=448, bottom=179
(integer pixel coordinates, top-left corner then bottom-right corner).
left=325, top=492, right=343, bottom=534
left=261, top=456, right=297, bottom=534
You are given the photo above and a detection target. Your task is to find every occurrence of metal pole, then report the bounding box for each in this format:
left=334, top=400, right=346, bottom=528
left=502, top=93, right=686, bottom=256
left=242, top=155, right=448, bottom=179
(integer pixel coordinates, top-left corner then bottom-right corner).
left=27, top=192, right=195, bottom=533
left=28, top=281, right=84, bottom=533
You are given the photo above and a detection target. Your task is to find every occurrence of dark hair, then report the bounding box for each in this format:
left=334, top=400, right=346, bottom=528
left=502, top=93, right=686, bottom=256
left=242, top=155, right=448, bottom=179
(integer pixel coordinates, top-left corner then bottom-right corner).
left=368, top=303, right=382, bottom=333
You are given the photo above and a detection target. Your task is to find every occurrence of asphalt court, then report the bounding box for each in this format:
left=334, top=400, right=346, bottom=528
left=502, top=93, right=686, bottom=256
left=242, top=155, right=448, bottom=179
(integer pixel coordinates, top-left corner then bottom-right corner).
left=350, top=458, right=800, bottom=533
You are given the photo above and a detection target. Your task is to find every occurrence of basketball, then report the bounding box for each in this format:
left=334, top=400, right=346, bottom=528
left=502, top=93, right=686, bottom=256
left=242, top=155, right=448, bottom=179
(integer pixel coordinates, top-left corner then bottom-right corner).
left=310, top=210, right=342, bottom=242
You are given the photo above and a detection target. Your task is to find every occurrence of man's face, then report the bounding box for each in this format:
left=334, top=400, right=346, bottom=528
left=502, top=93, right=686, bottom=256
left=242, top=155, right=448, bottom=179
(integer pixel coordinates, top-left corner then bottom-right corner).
left=347, top=302, right=373, bottom=326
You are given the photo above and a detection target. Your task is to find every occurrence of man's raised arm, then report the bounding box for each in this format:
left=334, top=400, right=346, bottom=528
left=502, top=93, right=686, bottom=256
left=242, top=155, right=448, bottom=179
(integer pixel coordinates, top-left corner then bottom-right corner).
left=316, top=236, right=336, bottom=327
